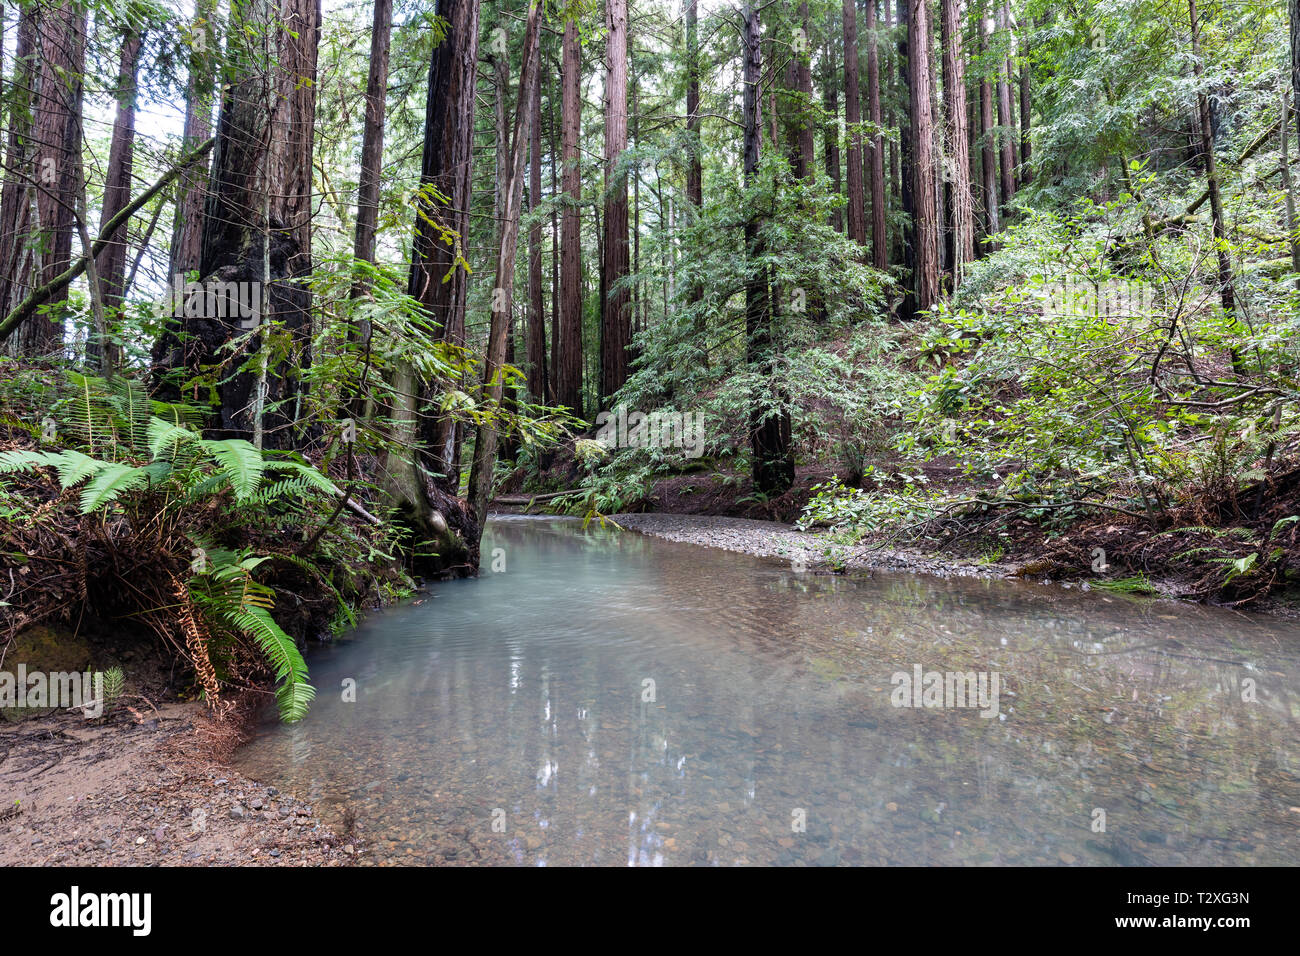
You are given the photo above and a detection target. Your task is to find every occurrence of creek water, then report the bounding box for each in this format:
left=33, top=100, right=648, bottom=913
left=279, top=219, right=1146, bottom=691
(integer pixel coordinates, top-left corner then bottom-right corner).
left=235, top=516, right=1300, bottom=865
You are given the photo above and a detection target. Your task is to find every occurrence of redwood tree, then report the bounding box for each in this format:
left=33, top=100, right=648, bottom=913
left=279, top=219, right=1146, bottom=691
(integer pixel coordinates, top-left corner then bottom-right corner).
left=600, top=0, right=632, bottom=407
left=940, top=0, right=974, bottom=284
left=556, top=14, right=584, bottom=415
left=842, top=0, right=866, bottom=247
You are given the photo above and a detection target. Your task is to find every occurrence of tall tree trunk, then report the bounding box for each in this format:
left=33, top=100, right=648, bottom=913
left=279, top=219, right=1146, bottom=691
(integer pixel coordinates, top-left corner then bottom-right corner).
left=996, top=3, right=1016, bottom=213
left=1292, top=0, right=1300, bottom=159
left=822, top=19, right=843, bottom=233
left=867, top=0, right=887, bottom=269
left=940, top=0, right=973, bottom=284
left=686, top=0, right=708, bottom=359
left=886, top=0, right=900, bottom=262
left=1283, top=92, right=1300, bottom=286
left=978, top=19, right=1000, bottom=244
left=0, top=9, right=36, bottom=326
left=743, top=1, right=793, bottom=495
left=0, top=1, right=84, bottom=357
left=168, top=0, right=217, bottom=281
left=345, top=0, right=391, bottom=419
left=466, top=0, right=542, bottom=537
left=787, top=3, right=816, bottom=181
left=1189, top=0, right=1236, bottom=334
left=352, top=0, right=391, bottom=282
left=548, top=65, right=560, bottom=403
left=897, top=0, right=915, bottom=316
left=88, top=27, right=143, bottom=373
left=1019, top=21, right=1032, bottom=185
left=906, top=0, right=939, bottom=312
left=185, top=0, right=317, bottom=449
left=556, top=16, right=584, bottom=415
left=843, top=0, right=866, bottom=247
left=526, top=64, right=547, bottom=402
left=600, top=0, right=631, bottom=407
left=405, top=0, right=480, bottom=496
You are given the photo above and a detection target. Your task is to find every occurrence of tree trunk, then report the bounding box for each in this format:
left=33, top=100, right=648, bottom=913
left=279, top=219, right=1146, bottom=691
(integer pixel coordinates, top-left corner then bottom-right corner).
left=940, top=0, right=973, bottom=284
left=548, top=64, right=560, bottom=403
left=556, top=16, right=584, bottom=416
left=180, top=0, right=317, bottom=449
left=402, top=0, right=480, bottom=498
left=343, top=0, right=391, bottom=420
left=906, top=0, right=939, bottom=312
left=978, top=20, right=1000, bottom=243
left=996, top=3, right=1016, bottom=213
left=466, top=0, right=542, bottom=537
left=1283, top=92, right=1300, bottom=286
left=822, top=19, right=843, bottom=233
left=600, top=0, right=631, bottom=407
left=88, top=27, right=143, bottom=372
left=886, top=0, right=900, bottom=261
left=743, top=1, right=793, bottom=495
left=0, top=1, right=84, bottom=357
left=526, top=64, right=547, bottom=402
left=867, top=0, right=887, bottom=268
left=352, top=0, right=391, bottom=282
left=1019, top=21, right=1032, bottom=184
left=168, top=0, right=217, bottom=281
left=788, top=3, right=816, bottom=181
left=1292, top=0, right=1300, bottom=161
left=1189, top=0, right=1236, bottom=330
left=843, top=0, right=866, bottom=247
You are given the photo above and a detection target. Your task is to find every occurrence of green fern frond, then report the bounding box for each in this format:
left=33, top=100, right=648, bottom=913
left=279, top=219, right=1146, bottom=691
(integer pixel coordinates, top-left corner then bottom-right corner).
left=192, top=583, right=313, bottom=722
left=264, top=460, right=342, bottom=498
left=245, top=477, right=317, bottom=507
left=53, top=450, right=106, bottom=489
left=107, top=377, right=153, bottom=451
left=62, top=371, right=115, bottom=456
left=147, top=418, right=200, bottom=460
left=198, top=438, right=264, bottom=501
left=0, top=450, right=61, bottom=475
left=78, top=463, right=151, bottom=513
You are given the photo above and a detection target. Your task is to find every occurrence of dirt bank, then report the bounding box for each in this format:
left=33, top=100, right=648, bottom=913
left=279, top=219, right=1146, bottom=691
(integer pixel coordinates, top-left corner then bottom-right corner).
left=0, top=697, right=359, bottom=867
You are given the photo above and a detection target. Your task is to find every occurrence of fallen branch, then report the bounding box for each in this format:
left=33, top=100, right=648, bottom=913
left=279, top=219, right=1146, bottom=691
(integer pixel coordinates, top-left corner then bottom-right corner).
left=492, top=489, right=584, bottom=505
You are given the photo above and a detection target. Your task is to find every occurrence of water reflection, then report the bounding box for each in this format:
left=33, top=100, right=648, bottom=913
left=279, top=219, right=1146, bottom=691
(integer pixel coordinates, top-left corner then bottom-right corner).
left=235, top=517, right=1300, bottom=866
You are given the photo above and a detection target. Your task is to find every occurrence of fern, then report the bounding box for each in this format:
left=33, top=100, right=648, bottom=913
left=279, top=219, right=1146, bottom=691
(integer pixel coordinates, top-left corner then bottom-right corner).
left=245, top=477, right=319, bottom=507
left=52, top=450, right=104, bottom=489
left=106, top=376, right=153, bottom=451
left=264, top=459, right=342, bottom=497
left=198, top=438, right=264, bottom=501
left=191, top=553, right=314, bottom=722
left=78, top=463, right=151, bottom=513
left=0, top=450, right=60, bottom=475
left=147, top=418, right=200, bottom=460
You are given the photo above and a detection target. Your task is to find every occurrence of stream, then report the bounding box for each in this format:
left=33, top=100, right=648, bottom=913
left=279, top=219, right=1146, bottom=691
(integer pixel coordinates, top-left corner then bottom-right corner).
left=235, top=516, right=1300, bottom=865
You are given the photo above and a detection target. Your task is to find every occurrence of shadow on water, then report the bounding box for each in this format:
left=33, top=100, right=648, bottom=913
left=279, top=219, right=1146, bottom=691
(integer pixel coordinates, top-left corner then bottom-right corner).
left=235, top=516, right=1300, bottom=865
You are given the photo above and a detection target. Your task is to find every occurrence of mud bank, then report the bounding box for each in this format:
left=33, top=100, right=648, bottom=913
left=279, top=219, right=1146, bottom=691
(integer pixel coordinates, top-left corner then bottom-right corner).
left=0, top=699, right=358, bottom=867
